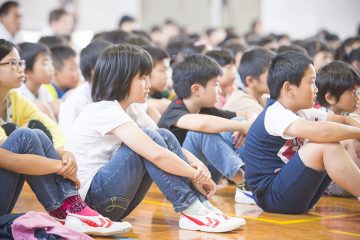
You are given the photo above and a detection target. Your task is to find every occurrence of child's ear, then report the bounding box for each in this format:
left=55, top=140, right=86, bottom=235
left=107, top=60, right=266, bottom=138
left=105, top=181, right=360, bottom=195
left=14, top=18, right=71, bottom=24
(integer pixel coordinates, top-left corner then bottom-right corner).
left=245, top=76, right=256, bottom=87
left=283, top=81, right=294, bottom=96
left=325, top=92, right=337, bottom=105
left=190, top=83, right=201, bottom=96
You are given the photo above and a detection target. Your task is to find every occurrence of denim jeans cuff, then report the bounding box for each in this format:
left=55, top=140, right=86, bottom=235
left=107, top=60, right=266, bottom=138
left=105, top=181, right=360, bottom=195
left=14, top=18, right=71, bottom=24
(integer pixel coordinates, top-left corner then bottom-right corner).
left=228, top=161, right=244, bottom=181
left=173, top=195, right=199, bottom=213
left=44, top=191, right=79, bottom=212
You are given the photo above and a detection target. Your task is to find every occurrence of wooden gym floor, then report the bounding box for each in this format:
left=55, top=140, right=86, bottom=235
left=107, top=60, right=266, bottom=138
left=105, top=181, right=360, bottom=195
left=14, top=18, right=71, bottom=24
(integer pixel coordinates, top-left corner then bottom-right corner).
left=14, top=183, right=360, bottom=240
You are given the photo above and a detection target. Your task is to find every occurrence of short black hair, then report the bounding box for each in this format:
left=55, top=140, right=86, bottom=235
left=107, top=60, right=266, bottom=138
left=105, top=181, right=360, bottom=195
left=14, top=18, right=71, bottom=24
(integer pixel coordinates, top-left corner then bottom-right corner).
left=205, top=48, right=235, bottom=67
left=80, top=40, right=112, bottom=82
left=349, top=48, right=360, bottom=63
left=18, top=42, right=50, bottom=71
left=316, top=61, right=360, bottom=107
left=142, top=46, right=170, bottom=66
left=38, top=35, right=69, bottom=48
left=267, top=51, right=313, bottom=100
left=0, top=1, right=18, bottom=16
left=239, top=47, right=276, bottom=86
left=172, top=54, right=222, bottom=99
left=0, top=38, right=17, bottom=61
left=92, top=43, right=152, bottom=102
left=92, top=30, right=129, bottom=44
left=49, top=8, right=68, bottom=23
left=302, top=39, right=331, bottom=58
left=124, top=34, right=151, bottom=47
left=50, top=45, right=76, bottom=71
left=277, top=44, right=308, bottom=55
left=118, top=15, right=135, bottom=27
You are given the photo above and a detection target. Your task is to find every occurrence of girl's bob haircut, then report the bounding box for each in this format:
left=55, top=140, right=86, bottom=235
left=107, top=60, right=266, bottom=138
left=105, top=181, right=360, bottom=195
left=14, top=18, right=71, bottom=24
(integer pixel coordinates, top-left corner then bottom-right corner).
left=92, top=43, right=153, bottom=102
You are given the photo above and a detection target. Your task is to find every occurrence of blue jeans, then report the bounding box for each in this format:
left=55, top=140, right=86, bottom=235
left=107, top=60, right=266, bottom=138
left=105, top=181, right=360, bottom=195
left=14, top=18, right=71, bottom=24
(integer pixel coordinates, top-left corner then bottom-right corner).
left=84, top=128, right=207, bottom=221
left=182, top=117, right=245, bottom=183
left=0, top=128, right=78, bottom=215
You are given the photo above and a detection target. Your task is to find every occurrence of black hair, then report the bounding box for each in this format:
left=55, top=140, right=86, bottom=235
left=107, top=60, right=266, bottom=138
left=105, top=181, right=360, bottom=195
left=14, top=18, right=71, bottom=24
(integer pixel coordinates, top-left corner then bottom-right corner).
left=349, top=48, right=360, bottom=63
left=256, top=35, right=276, bottom=47
left=316, top=61, right=360, bottom=107
left=267, top=51, right=313, bottom=99
left=0, top=38, right=17, bottom=61
left=0, top=1, right=18, bottom=16
left=277, top=44, right=308, bottom=55
left=238, top=47, right=276, bottom=86
left=118, top=15, right=135, bottom=27
left=49, top=8, right=68, bottom=23
left=50, top=45, right=76, bottom=70
left=166, top=36, right=205, bottom=65
left=132, top=30, right=151, bottom=41
left=18, top=42, right=50, bottom=71
left=38, top=35, right=69, bottom=48
left=91, top=43, right=152, bottom=102
left=301, top=39, right=331, bottom=58
left=142, top=46, right=170, bottom=66
left=92, top=30, right=129, bottom=44
left=172, top=54, right=222, bottom=99
left=205, top=48, right=235, bottom=66
left=220, top=41, right=245, bottom=55
left=124, top=34, right=152, bottom=47
left=80, top=40, right=112, bottom=82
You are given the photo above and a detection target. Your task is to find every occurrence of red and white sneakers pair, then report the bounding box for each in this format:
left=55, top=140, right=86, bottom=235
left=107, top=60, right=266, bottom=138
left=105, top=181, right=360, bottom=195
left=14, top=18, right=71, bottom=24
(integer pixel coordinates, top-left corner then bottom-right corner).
left=179, top=210, right=245, bottom=233
left=63, top=213, right=132, bottom=236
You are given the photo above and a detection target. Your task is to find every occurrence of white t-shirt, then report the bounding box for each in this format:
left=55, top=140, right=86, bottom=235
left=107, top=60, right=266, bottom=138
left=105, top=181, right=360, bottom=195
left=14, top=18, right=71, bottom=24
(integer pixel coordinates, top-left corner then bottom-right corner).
left=126, top=103, right=158, bottom=130
left=16, top=84, right=54, bottom=103
left=0, top=23, right=24, bottom=44
left=265, top=101, right=328, bottom=139
left=65, top=101, right=134, bottom=199
left=59, top=82, right=92, bottom=141
left=59, top=82, right=157, bottom=141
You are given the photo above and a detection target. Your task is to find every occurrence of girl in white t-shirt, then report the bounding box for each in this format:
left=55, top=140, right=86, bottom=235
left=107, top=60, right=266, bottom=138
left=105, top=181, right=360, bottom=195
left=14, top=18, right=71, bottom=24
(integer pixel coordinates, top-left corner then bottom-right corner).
left=66, top=44, right=245, bottom=233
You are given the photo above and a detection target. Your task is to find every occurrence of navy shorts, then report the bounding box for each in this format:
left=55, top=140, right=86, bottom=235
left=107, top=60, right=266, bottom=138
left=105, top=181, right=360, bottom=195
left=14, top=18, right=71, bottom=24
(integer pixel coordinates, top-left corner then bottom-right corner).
left=255, top=152, right=331, bottom=214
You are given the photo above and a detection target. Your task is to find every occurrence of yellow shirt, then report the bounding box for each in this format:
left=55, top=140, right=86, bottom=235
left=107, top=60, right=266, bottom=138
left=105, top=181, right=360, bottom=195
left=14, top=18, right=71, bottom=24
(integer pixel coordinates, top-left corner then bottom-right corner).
left=0, top=90, right=65, bottom=149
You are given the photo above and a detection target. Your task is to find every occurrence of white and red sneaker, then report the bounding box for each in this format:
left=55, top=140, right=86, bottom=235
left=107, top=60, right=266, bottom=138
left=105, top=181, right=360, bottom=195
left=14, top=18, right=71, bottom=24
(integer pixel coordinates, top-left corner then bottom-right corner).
left=64, top=213, right=132, bottom=236
left=179, top=212, right=243, bottom=233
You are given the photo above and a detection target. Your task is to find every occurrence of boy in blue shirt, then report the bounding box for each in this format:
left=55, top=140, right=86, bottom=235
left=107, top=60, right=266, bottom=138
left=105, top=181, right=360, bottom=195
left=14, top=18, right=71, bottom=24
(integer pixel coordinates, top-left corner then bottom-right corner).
left=242, top=51, right=360, bottom=213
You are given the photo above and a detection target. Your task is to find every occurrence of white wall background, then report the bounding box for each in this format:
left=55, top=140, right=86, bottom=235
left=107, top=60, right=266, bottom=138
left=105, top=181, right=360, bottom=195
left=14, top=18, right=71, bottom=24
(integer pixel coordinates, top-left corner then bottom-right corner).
left=261, top=0, right=360, bottom=39
left=1, top=0, right=359, bottom=40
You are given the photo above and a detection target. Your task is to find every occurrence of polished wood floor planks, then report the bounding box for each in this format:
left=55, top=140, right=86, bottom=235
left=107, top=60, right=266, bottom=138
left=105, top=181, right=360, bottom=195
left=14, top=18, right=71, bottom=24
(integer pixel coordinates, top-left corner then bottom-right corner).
left=13, top=184, right=360, bottom=240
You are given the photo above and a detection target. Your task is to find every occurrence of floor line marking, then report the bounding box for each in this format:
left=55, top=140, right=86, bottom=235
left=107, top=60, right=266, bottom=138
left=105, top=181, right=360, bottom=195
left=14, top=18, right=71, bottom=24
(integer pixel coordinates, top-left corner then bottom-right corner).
left=143, top=199, right=360, bottom=225
left=329, top=230, right=360, bottom=237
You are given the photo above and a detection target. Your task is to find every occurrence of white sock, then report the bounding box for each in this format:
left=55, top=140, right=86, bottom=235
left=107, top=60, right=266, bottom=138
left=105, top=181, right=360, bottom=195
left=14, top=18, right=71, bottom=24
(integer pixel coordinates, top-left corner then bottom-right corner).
left=182, top=199, right=209, bottom=216
left=357, top=196, right=360, bottom=201
left=201, top=200, right=219, bottom=212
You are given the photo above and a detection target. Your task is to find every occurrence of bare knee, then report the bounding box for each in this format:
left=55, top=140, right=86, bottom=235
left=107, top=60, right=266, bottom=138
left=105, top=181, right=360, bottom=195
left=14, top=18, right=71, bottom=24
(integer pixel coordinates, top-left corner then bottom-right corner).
left=298, top=142, right=343, bottom=171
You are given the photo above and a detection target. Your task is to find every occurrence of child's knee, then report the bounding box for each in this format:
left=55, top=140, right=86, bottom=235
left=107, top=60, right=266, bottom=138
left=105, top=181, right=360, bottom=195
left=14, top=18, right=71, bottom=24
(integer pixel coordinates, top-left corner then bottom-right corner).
left=143, top=128, right=167, bottom=147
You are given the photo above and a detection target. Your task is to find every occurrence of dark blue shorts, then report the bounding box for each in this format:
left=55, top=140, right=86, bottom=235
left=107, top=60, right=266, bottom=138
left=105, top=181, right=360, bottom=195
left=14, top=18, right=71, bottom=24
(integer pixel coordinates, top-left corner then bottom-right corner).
left=255, top=152, right=331, bottom=214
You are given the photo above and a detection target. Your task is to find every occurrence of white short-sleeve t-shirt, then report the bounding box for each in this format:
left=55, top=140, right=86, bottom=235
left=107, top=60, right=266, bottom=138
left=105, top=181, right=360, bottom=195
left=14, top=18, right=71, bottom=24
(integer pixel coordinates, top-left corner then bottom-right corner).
left=265, top=101, right=328, bottom=140
left=65, top=101, right=134, bottom=199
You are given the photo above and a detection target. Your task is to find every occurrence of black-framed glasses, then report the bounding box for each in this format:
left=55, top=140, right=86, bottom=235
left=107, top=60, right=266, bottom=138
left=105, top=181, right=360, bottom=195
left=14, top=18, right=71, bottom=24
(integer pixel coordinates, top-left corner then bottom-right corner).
left=0, top=59, right=26, bottom=71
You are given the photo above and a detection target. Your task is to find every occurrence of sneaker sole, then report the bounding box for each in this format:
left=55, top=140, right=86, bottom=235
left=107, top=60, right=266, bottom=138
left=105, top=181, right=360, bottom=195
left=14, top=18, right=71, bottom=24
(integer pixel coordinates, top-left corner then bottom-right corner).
left=179, top=221, right=244, bottom=233
left=80, top=225, right=132, bottom=236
